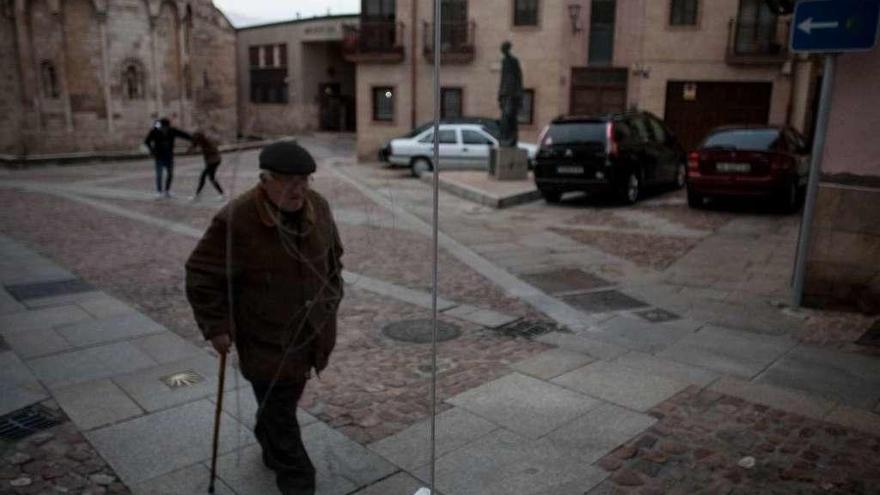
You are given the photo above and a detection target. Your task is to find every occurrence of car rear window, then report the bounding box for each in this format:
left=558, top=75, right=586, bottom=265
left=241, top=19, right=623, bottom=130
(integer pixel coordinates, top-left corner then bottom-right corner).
left=546, top=122, right=607, bottom=145
left=702, top=129, right=780, bottom=150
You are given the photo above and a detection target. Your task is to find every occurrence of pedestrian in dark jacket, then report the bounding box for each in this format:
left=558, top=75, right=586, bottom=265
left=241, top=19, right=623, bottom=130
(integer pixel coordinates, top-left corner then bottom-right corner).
left=144, top=118, right=192, bottom=198
left=185, top=141, right=344, bottom=495
left=187, top=131, right=224, bottom=201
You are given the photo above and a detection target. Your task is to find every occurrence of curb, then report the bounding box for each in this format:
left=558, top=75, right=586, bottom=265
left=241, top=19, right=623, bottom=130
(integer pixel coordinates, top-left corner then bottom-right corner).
left=418, top=172, right=541, bottom=209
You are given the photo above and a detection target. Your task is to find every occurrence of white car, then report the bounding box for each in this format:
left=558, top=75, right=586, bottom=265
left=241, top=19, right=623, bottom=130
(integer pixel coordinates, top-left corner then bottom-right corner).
left=387, top=124, right=537, bottom=177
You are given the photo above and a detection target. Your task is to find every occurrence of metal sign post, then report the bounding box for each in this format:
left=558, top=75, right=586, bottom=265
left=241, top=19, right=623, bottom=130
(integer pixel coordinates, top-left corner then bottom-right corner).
left=790, top=0, right=880, bottom=306
left=791, top=54, right=835, bottom=307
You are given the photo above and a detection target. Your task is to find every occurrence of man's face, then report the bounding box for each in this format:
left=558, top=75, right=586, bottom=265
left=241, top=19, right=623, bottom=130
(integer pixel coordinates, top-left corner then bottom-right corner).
left=260, top=172, right=310, bottom=212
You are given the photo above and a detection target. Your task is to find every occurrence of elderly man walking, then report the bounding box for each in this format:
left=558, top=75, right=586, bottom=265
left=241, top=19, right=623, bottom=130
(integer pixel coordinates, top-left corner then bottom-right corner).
left=185, top=141, right=344, bottom=494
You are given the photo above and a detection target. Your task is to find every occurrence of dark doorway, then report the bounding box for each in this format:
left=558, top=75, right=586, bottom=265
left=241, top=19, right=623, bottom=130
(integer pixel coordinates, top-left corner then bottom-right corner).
left=319, top=83, right=346, bottom=132
left=664, top=81, right=773, bottom=150
left=569, top=67, right=628, bottom=116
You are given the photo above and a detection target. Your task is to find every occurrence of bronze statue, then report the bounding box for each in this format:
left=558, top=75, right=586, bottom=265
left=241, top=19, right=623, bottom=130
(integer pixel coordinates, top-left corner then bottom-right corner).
left=498, top=41, right=523, bottom=147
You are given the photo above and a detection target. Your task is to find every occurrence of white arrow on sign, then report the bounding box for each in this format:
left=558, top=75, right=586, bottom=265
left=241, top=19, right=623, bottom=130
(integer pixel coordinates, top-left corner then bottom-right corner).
left=798, top=17, right=840, bottom=35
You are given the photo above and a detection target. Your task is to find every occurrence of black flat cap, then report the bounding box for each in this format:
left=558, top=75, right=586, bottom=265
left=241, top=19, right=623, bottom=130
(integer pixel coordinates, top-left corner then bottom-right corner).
left=259, top=141, right=316, bottom=175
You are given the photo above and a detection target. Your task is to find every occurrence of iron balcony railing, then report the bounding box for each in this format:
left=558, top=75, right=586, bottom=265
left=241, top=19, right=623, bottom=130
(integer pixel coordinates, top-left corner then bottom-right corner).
left=342, top=20, right=405, bottom=63
left=726, top=17, right=790, bottom=65
left=423, top=20, right=476, bottom=64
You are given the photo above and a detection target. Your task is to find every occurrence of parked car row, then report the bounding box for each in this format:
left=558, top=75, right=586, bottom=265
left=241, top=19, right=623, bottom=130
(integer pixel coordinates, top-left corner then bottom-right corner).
left=379, top=112, right=809, bottom=211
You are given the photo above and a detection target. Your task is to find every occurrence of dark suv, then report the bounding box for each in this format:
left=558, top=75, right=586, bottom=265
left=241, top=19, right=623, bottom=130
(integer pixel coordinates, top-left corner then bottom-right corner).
left=533, top=112, right=687, bottom=204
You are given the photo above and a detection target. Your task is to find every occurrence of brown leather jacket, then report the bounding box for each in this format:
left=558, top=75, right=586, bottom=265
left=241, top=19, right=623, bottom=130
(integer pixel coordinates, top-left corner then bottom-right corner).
left=185, top=186, right=344, bottom=382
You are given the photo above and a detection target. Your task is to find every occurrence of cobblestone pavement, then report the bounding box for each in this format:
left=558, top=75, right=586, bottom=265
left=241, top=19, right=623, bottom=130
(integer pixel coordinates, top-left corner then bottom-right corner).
left=0, top=402, right=130, bottom=495
left=591, top=386, right=880, bottom=494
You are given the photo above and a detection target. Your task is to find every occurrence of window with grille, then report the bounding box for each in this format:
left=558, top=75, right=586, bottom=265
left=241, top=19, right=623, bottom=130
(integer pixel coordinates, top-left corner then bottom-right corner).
left=513, top=0, right=539, bottom=26
left=670, top=0, right=698, bottom=26
left=249, top=44, right=288, bottom=104
left=373, top=87, right=395, bottom=121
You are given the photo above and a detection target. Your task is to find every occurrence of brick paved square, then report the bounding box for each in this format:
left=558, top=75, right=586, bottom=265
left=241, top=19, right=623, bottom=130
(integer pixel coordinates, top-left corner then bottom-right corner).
left=447, top=373, right=601, bottom=439
left=553, top=361, right=690, bottom=412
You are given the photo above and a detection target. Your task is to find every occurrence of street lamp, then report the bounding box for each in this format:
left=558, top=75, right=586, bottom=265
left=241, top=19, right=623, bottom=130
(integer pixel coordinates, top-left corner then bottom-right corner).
left=568, top=4, right=582, bottom=34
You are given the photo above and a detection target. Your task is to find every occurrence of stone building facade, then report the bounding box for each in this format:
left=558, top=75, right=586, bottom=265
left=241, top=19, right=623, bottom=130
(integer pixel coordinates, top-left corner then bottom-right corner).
left=0, top=0, right=237, bottom=155
left=345, top=0, right=817, bottom=160
left=236, top=15, right=358, bottom=138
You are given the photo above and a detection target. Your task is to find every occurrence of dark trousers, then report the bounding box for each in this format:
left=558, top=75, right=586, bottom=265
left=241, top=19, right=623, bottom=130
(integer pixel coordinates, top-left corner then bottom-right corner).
left=154, top=157, right=174, bottom=192
left=251, top=380, right=315, bottom=495
left=196, top=161, right=224, bottom=195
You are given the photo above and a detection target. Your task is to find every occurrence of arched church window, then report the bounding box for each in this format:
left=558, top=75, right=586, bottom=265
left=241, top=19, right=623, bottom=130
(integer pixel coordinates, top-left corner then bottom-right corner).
left=40, top=61, right=59, bottom=99
left=122, top=62, right=145, bottom=100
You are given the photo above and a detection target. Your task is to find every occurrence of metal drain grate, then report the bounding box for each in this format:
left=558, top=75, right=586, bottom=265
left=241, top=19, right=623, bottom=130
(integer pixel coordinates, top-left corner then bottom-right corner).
left=635, top=308, right=681, bottom=323
left=383, top=319, right=462, bottom=344
left=5, top=279, right=94, bottom=302
left=160, top=370, right=204, bottom=389
left=562, top=290, right=649, bottom=314
left=855, top=320, right=880, bottom=348
left=521, top=269, right=612, bottom=294
left=494, top=319, right=567, bottom=339
left=0, top=404, right=64, bottom=441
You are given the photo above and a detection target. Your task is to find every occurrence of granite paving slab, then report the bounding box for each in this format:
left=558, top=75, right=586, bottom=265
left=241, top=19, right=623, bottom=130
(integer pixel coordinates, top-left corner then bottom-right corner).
left=350, top=472, right=427, bottom=495
left=552, top=361, right=690, bottom=412
left=2, top=326, right=72, bottom=358
left=302, top=421, right=397, bottom=487
left=414, top=429, right=608, bottom=495
left=131, top=463, right=236, bottom=495
left=53, top=378, right=144, bottom=430
left=213, top=441, right=360, bottom=495
left=0, top=304, right=92, bottom=336
left=131, top=332, right=205, bottom=364
left=369, top=407, right=498, bottom=472
left=447, top=372, right=601, bottom=439
left=612, top=351, right=720, bottom=387
left=656, top=325, right=796, bottom=379
left=510, top=348, right=595, bottom=379
left=545, top=403, right=657, bottom=464
left=582, top=314, right=697, bottom=353
left=55, top=312, right=166, bottom=348
left=85, top=399, right=253, bottom=485
left=27, top=340, right=158, bottom=389
left=112, top=353, right=237, bottom=412
left=755, top=345, right=880, bottom=409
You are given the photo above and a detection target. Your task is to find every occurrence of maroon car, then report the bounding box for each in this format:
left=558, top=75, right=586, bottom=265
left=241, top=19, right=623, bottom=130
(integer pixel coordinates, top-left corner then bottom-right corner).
left=686, top=126, right=810, bottom=211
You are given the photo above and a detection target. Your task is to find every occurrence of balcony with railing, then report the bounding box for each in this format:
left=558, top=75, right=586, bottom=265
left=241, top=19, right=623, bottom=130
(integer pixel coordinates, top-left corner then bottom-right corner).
left=423, top=21, right=476, bottom=64
left=726, top=17, right=790, bottom=65
left=342, top=20, right=405, bottom=64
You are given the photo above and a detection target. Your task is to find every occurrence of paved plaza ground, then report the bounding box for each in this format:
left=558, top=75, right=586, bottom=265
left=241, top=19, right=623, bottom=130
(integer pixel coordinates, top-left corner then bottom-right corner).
left=0, top=134, right=878, bottom=494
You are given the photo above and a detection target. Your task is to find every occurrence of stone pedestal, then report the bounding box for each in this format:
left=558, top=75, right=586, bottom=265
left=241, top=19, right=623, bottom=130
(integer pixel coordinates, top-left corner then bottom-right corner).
left=490, top=146, right=529, bottom=181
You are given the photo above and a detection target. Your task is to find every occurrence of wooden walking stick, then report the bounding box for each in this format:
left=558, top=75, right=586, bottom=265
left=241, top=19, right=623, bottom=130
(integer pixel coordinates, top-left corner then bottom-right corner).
left=208, top=350, right=228, bottom=494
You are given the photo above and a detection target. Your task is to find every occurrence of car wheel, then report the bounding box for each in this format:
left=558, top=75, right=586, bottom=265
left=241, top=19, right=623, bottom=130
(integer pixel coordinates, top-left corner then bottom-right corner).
left=674, top=163, right=687, bottom=190
left=411, top=157, right=433, bottom=178
left=540, top=190, right=562, bottom=203
left=687, top=189, right=703, bottom=208
left=619, top=172, right=640, bottom=205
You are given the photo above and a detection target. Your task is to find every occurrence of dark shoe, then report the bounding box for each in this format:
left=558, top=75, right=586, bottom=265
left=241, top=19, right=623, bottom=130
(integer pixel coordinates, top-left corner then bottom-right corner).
left=276, top=472, right=315, bottom=495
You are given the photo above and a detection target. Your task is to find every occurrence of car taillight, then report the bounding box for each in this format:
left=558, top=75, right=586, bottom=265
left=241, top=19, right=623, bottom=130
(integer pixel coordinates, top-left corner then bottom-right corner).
left=688, top=151, right=700, bottom=172
left=606, top=123, right=618, bottom=157
left=538, top=125, right=551, bottom=148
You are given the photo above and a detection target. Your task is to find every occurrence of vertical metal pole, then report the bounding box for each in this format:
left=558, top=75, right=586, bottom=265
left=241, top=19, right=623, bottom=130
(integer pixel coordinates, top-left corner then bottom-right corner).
left=792, top=54, right=836, bottom=307
left=429, top=0, right=442, bottom=494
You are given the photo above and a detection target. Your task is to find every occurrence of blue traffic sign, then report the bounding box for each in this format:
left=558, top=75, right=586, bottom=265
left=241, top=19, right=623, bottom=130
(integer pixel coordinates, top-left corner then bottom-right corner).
left=790, top=0, right=880, bottom=53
